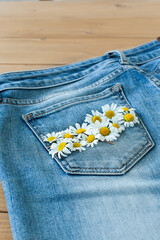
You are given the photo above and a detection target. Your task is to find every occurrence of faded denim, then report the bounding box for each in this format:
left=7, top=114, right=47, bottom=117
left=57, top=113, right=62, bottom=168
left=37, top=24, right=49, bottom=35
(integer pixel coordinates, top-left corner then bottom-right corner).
left=0, top=38, right=160, bottom=240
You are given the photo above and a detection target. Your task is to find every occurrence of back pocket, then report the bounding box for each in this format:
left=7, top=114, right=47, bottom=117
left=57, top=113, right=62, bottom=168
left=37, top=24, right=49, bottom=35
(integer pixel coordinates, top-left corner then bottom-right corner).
left=22, top=84, right=154, bottom=175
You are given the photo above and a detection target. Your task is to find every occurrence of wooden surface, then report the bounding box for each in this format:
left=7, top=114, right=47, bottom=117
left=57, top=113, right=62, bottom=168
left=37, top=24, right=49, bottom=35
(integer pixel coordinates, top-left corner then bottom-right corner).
left=0, top=1, right=160, bottom=239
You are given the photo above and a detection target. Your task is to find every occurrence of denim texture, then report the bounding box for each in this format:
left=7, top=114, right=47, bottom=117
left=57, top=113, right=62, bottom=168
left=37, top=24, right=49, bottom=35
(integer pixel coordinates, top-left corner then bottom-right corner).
left=0, top=38, right=160, bottom=239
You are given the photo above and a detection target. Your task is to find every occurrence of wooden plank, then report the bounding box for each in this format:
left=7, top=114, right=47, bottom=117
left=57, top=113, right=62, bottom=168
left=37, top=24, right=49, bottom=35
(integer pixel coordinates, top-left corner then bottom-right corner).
left=0, top=37, right=155, bottom=64
left=0, top=1, right=159, bottom=38
left=0, top=1, right=159, bottom=18
left=0, top=213, right=13, bottom=240
left=0, top=18, right=159, bottom=38
left=0, top=181, right=8, bottom=213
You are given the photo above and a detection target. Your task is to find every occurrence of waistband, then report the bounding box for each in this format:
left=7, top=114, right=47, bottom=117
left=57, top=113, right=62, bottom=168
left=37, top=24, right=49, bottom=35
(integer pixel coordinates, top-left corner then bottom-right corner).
left=0, top=37, right=160, bottom=92
left=106, top=37, right=160, bottom=66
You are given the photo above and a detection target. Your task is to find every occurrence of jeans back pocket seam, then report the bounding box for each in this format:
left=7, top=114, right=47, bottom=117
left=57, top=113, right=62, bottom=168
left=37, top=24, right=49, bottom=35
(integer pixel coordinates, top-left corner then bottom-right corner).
left=22, top=84, right=155, bottom=175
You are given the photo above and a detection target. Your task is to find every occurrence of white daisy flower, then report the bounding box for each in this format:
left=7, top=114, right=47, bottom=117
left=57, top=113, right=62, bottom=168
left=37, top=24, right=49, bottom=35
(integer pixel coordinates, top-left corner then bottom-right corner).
left=69, top=122, right=89, bottom=138
left=109, top=116, right=125, bottom=133
left=49, top=138, right=71, bottom=159
left=93, top=120, right=120, bottom=142
left=67, top=138, right=86, bottom=152
left=102, top=103, right=120, bottom=120
left=45, top=102, right=140, bottom=159
left=43, top=131, right=61, bottom=143
left=58, top=128, right=74, bottom=140
left=118, top=108, right=140, bottom=127
left=117, top=106, right=136, bottom=114
left=84, top=110, right=103, bottom=125
left=81, top=132, right=99, bottom=148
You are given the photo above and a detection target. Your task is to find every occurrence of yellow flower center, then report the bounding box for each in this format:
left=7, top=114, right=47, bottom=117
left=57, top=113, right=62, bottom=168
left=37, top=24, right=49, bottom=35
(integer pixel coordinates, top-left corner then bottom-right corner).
left=92, top=116, right=102, bottom=123
left=122, top=107, right=129, bottom=111
left=106, top=110, right=115, bottom=118
left=47, top=136, right=56, bottom=141
left=87, top=135, right=95, bottom=143
left=58, top=142, right=66, bottom=151
left=64, top=133, right=74, bottom=139
left=73, top=142, right=81, bottom=148
left=124, top=113, right=134, bottom=122
left=112, top=123, right=119, bottom=128
left=76, top=128, right=86, bottom=134
left=100, top=127, right=110, bottom=136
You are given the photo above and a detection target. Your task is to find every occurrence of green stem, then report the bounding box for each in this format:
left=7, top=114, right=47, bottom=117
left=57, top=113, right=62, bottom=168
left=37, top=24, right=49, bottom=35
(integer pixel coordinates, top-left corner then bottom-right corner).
left=104, top=140, right=115, bottom=145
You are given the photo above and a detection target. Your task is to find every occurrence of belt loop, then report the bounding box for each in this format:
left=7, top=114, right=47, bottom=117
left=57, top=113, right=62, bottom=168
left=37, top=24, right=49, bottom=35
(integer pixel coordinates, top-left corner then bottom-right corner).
left=107, top=50, right=130, bottom=65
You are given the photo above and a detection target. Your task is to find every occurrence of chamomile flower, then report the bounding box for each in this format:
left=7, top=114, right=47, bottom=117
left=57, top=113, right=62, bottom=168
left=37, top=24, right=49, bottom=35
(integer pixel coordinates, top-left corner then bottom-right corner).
left=118, top=108, right=140, bottom=127
left=93, top=120, right=120, bottom=142
left=43, top=131, right=61, bottom=143
left=67, top=138, right=86, bottom=152
left=81, top=132, right=99, bottom=148
left=109, top=116, right=125, bottom=133
left=45, top=102, right=140, bottom=159
left=102, top=103, right=120, bottom=120
left=117, top=106, right=136, bottom=113
left=49, top=138, right=71, bottom=159
left=84, top=110, right=103, bottom=125
left=58, top=128, right=74, bottom=139
left=69, top=122, right=89, bottom=138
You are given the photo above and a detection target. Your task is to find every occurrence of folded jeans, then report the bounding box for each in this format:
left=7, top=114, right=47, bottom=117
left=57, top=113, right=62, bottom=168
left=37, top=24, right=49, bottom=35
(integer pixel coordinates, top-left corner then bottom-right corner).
left=0, top=38, right=160, bottom=240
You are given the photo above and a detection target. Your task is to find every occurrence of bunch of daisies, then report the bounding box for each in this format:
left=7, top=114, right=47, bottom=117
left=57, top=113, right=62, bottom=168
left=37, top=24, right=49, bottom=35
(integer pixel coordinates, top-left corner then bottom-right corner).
left=43, top=103, right=140, bottom=159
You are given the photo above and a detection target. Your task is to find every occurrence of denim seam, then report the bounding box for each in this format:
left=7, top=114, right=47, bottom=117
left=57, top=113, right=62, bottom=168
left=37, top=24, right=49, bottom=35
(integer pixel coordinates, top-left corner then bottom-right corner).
left=24, top=87, right=116, bottom=119
left=87, top=66, right=128, bottom=88
left=31, top=118, right=46, bottom=138
left=146, top=75, right=160, bottom=88
left=130, top=55, right=160, bottom=66
left=25, top=118, right=50, bottom=152
left=147, top=62, right=160, bottom=74
left=0, top=56, right=108, bottom=79
left=54, top=143, right=151, bottom=173
left=123, top=40, right=160, bottom=56
left=131, top=65, right=160, bottom=89
left=0, top=59, right=116, bottom=86
left=124, top=143, right=154, bottom=171
left=113, top=87, right=151, bottom=141
left=1, top=65, right=127, bottom=106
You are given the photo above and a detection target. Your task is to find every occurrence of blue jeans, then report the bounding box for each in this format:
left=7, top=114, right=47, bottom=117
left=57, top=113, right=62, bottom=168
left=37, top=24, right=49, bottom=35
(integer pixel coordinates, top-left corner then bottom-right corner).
left=0, top=38, right=160, bottom=240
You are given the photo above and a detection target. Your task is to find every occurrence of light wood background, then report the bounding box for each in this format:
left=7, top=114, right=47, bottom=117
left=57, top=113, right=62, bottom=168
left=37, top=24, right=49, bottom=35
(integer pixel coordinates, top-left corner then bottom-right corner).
left=0, top=1, right=160, bottom=239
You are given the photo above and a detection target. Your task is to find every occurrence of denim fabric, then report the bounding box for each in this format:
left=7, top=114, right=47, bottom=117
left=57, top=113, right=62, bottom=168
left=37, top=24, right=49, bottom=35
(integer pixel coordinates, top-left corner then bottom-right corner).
left=0, top=38, right=160, bottom=239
